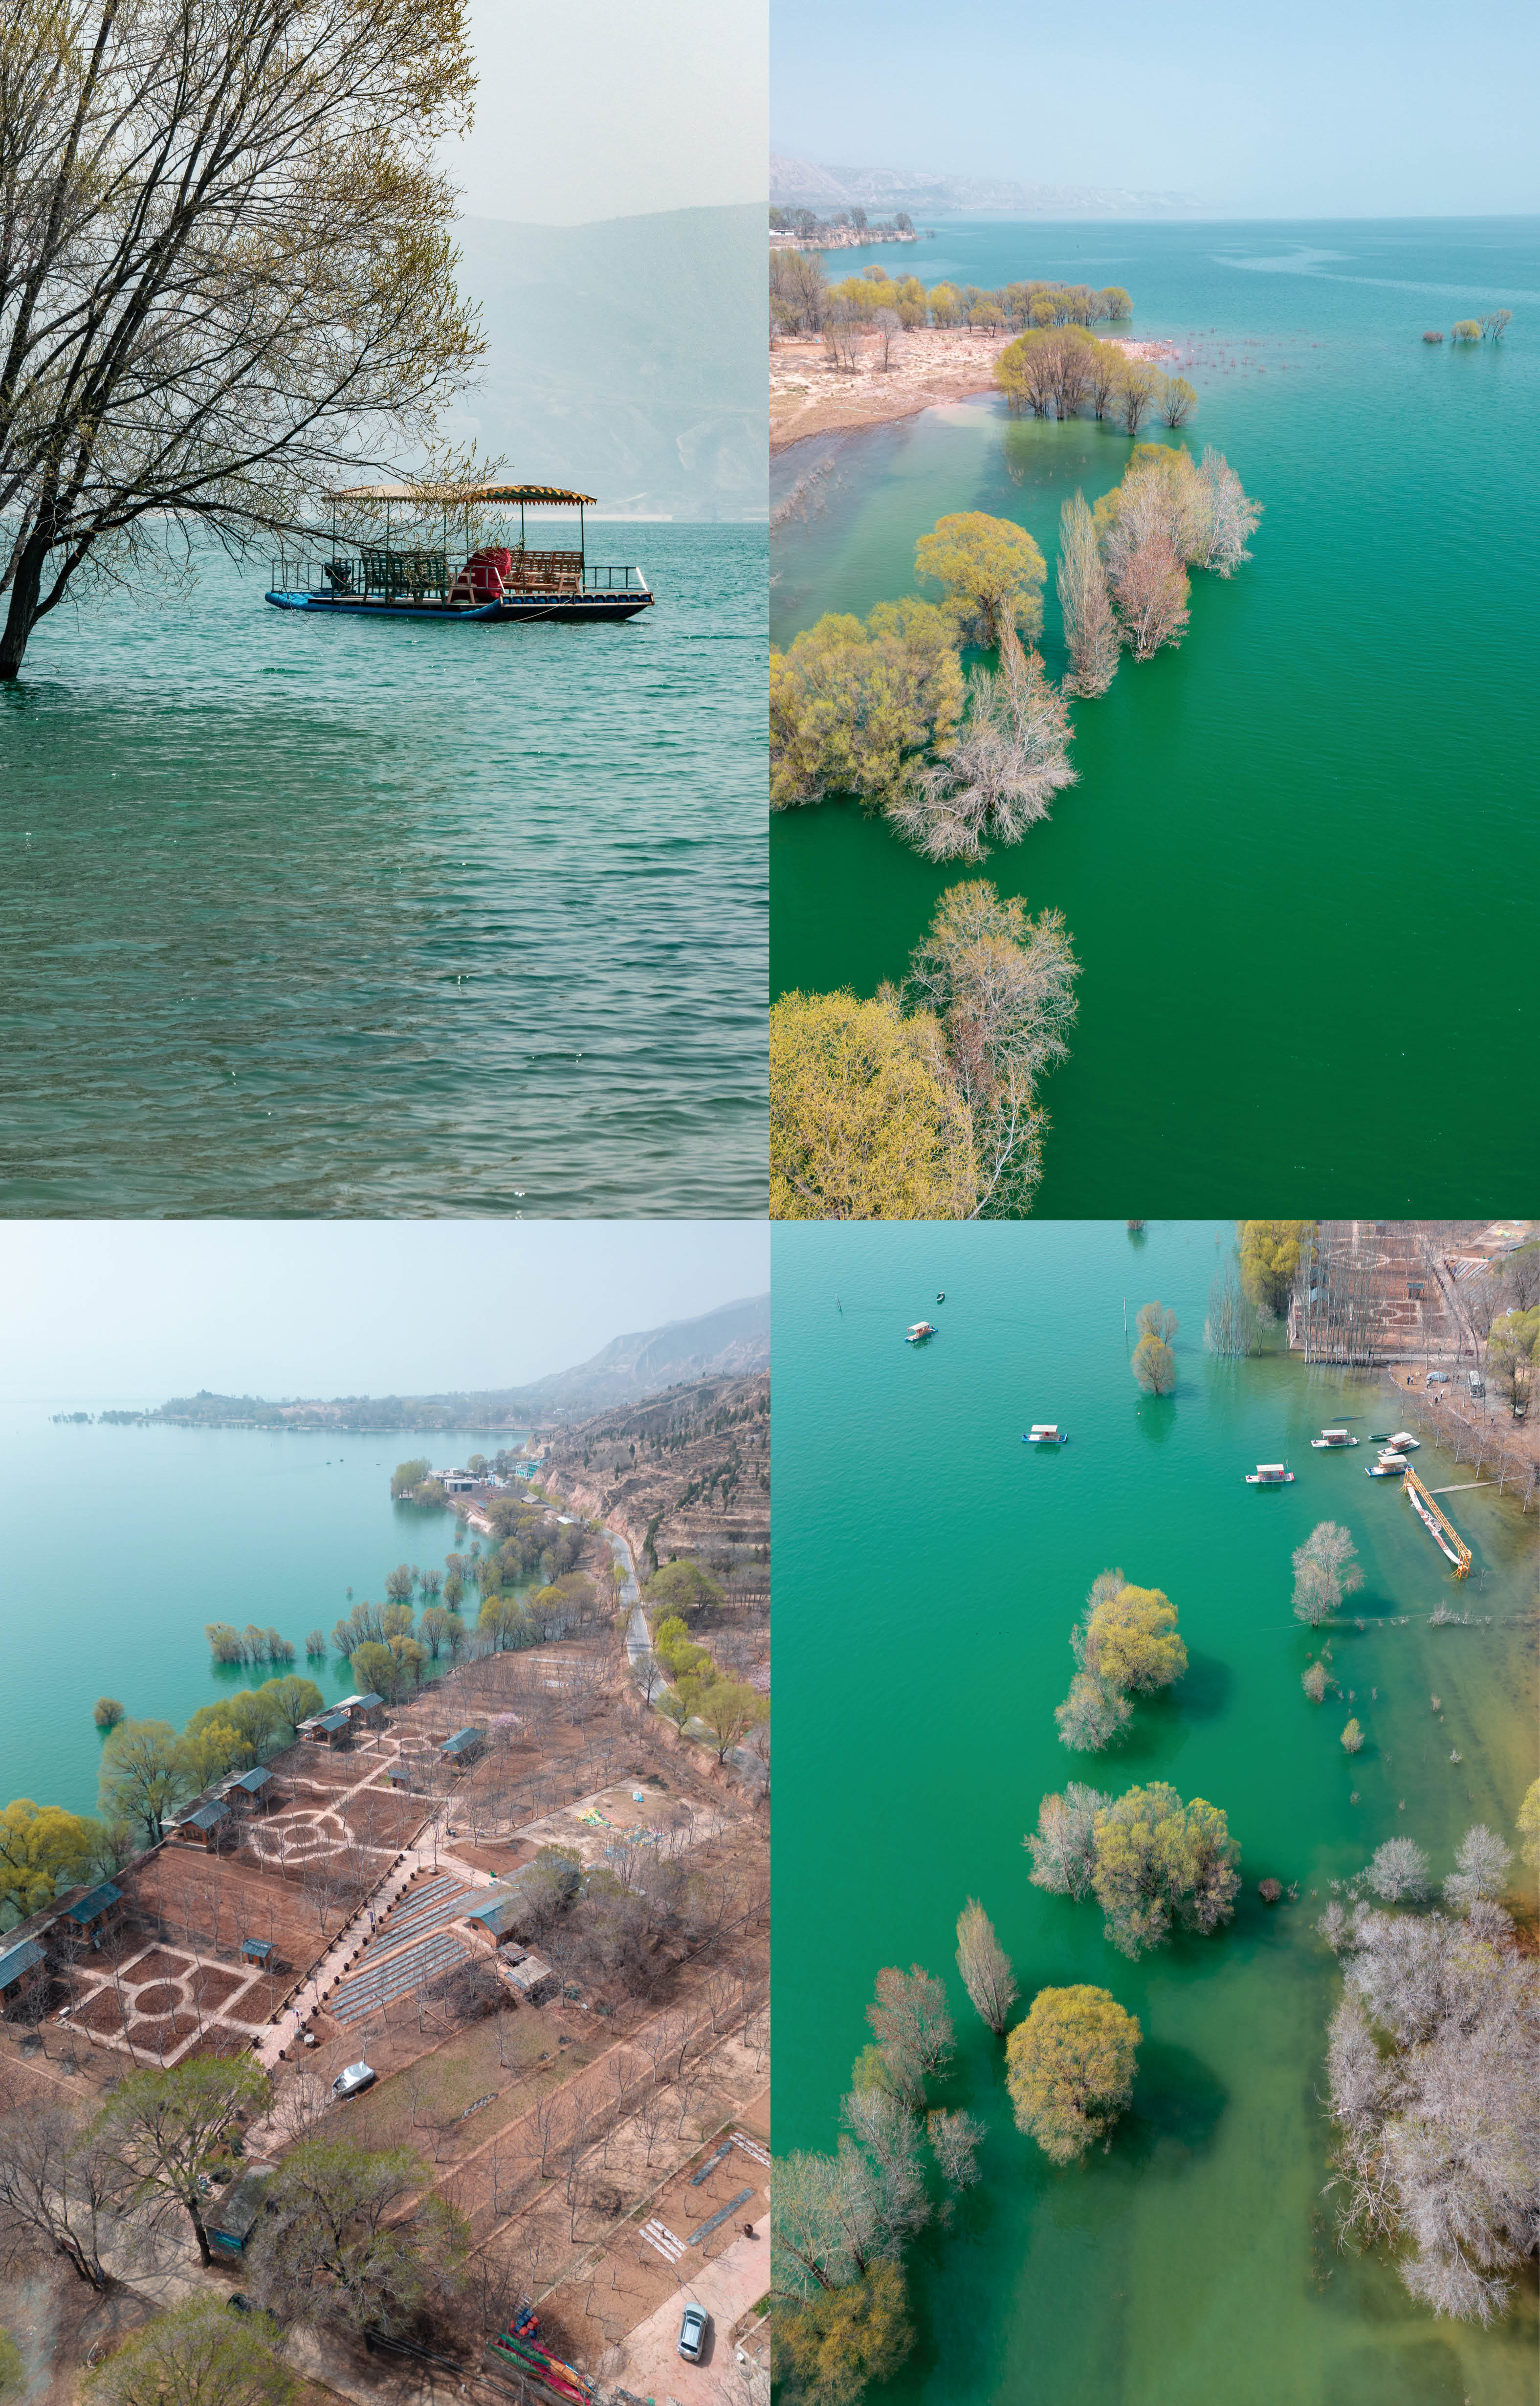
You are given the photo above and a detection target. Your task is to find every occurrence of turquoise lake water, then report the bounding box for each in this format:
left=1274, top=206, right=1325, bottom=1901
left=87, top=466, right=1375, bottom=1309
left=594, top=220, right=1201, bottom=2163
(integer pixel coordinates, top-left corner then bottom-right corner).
left=0, top=525, right=767, bottom=1217
left=771, top=221, right=1540, bottom=1214
left=0, top=1405, right=503, bottom=1815
left=772, top=1219, right=1539, bottom=2404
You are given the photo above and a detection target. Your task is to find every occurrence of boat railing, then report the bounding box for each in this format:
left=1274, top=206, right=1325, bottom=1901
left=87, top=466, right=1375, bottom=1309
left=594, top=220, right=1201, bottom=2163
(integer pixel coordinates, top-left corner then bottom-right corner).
left=268, top=549, right=649, bottom=600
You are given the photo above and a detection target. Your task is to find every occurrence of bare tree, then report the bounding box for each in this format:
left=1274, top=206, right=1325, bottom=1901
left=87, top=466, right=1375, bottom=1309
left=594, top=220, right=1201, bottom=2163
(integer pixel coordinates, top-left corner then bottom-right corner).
left=1057, top=491, right=1120, bottom=697
left=955, top=1899, right=1018, bottom=2035
left=0, top=0, right=482, bottom=679
left=0, top=2099, right=124, bottom=2289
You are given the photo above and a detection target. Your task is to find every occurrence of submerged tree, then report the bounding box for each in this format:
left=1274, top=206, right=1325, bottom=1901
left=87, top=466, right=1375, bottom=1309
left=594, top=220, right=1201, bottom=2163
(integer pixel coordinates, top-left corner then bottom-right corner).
left=1055, top=1571, right=1186, bottom=1753
left=772, top=2261, right=915, bottom=2405
left=1056, top=491, right=1120, bottom=697
left=886, top=650, right=1076, bottom=862
left=866, top=1965, right=955, bottom=2104
left=1365, top=1838, right=1431, bottom=1903
left=1320, top=1902, right=1540, bottom=2322
left=1292, top=1523, right=1365, bottom=1626
left=0, top=0, right=481, bottom=680
left=1131, top=1303, right=1178, bottom=1396
left=1302, top=1660, right=1329, bottom=1703
left=1055, top=1673, right=1133, bottom=1753
left=1444, top=1827, right=1512, bottom=1914
left=1029, top=1781, right=1241, bottom=1958
left=905, top=880, right=1080, bottom=1218
left=1005, top=1987, right=1141, bottom=2164
left=1204, top=1261, right=1262, bottom=1357
left=770, top=599, right=966, bottom=812
left=955, top=1899, right=1018, bottom=2035
left=913, top=512, right=1047, bottom=654
left=769, top=988, right=977, bottom=1222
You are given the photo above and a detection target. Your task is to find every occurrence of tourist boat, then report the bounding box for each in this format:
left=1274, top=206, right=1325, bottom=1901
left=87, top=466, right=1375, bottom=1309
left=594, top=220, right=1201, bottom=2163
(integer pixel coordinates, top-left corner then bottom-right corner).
left=1024, top=1425, right=1068, bottom=1446
left=1245, top=1462, right=1294, bottom=1485
left=1310, top=1428, right=1359, bottom=1449
left=905, top=1322, right=937, bottom=1344
left=1366, top=1452, right=1409, bottom=1479
left=264, top=481, right=654, bottom=623
left=1384, top=1432, right=1419, bottom=1451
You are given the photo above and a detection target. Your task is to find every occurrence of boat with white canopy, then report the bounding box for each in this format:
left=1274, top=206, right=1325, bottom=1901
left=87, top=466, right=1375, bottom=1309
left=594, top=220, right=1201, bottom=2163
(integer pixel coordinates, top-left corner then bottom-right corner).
left=264, top=481, right=654, bottom=622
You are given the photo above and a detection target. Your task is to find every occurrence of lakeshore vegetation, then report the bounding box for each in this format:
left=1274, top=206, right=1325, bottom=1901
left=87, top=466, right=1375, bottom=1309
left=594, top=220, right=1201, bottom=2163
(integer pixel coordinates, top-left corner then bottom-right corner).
left=769, top=458, right=1259, bottom=1218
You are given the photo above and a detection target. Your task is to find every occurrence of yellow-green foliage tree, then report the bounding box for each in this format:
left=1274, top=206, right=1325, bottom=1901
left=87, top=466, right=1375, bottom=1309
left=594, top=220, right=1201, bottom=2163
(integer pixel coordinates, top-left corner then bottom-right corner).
left=1341, top=1718, right=1364, bottom=1754
left=1079, top=1580, right=1188, bottom=1694
left=1028, top=1781, right=1241, bottom=1957
left=1452, top=319, right=1482, bottom=341
left=1005, top=1986, right=1141, bottom=2163
left=0, top=2327, right=21, bottom=2399
left=695, top=1679, right=766, bottom=1764
left=0, top=1800, right=103, bottom=1916
left=913, top=512, right=1047, bottom=653
left=1238, top=1220, right=1315, bottom=1317
left=770, top=989, right=977, bottom=1221
left=645, top=1560, right=725, bottom=1622
left=1518, top=1779, right=1540, bottom=1874
left=1131, top=1334, right=1176, bottom=1394
left=82, top=2296, right=295, bottom=2406
left=770, top=599, right=963, bottom=811
left=774, top=2262, right=915, bottom=2406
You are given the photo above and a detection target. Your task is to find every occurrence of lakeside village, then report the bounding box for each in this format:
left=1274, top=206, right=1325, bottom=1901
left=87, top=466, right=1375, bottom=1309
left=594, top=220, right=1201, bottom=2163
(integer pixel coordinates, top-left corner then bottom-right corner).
left=0, top=1378, right=771, bottom=2404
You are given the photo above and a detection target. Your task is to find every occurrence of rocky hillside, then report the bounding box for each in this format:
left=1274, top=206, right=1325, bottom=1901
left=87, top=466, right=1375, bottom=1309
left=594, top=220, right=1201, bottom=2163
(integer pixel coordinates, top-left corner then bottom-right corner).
left=539, top=1370, right=770, bottom=1603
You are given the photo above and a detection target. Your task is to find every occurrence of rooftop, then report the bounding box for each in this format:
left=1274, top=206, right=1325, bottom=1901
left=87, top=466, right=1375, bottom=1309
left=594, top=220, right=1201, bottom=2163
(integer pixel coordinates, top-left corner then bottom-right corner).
left=0, top=1938, right=44, bottom=1989
left=66, top=1880, right=123, bottom=1922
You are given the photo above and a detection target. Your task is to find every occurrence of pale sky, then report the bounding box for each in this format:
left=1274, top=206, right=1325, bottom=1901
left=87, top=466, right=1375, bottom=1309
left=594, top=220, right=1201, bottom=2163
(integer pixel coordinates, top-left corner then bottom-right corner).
left=0, top=1224, right=769, bottom=1402
left=773, top=0, right=1540, bottom=219
left=444, top=0, right=768, bottom=226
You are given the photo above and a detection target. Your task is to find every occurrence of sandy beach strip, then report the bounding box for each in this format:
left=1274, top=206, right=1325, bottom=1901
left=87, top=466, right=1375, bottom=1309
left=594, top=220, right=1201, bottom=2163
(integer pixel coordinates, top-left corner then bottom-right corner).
left=770, top=330, right=1178, bottom=455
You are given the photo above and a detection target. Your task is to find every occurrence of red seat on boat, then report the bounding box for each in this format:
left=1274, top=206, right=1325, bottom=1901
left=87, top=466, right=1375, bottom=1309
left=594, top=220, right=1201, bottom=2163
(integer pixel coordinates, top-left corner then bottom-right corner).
left=450, top=546, right=513, bottom=603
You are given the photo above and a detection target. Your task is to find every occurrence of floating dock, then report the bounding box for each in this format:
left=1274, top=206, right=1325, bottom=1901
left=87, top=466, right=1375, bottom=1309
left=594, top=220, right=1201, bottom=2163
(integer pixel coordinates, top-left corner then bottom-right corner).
left=1403, top=1464, right=1472, bottom=1578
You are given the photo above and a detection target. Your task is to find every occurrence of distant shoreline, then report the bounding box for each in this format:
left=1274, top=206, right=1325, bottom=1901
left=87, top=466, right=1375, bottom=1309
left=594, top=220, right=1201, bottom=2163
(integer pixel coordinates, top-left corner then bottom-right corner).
left=770, top=328, right=1178, bottom=456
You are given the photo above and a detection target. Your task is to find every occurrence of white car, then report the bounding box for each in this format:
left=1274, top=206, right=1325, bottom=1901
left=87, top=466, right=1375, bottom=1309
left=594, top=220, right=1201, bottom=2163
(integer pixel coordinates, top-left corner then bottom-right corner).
left=677, top=2303, right=708, bottom=2362
left=330, top=2062, right=376, bottom=2100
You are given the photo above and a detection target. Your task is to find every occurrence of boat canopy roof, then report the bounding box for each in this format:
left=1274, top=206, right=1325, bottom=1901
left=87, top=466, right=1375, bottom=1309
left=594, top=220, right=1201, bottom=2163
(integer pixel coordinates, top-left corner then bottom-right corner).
left=330, top=481, right=597, bottom=507
left=1257, top=1462, right=1286, bottom=1474
left=1029, top=1424, right=1059, bottom=1434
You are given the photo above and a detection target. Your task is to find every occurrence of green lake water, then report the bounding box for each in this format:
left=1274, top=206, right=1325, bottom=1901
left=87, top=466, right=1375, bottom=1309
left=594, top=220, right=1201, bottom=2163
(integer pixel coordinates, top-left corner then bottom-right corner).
left=770, top=221, right=1540, bottom=1214
left=0, top=1405, right=512, bottom=1816
left=772, top=1219, right=1539, bottom=2405
left=0, top=525, right=767, bottom=1218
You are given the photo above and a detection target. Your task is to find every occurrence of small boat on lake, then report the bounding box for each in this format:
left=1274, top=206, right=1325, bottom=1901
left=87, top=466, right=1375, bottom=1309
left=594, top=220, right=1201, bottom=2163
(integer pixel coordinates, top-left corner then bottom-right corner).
left=1024, top=1425, right=1068, bottom=1446
left=1366, top=1452, right=1409, bottom=1479
left=265, top=480, right=654, bottom=623
left=1245, top=1462, right=1294, bottom=1485
left=1311, top=1429, right=1360, bottom=1449
left=1380, top=1432, right=1419, bottom=1452
left=905, top=1323, right=937, bottom=1344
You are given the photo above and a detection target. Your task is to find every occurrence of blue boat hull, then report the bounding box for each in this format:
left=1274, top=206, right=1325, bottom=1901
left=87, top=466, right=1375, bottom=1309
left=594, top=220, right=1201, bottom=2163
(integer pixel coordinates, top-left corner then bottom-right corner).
left=264, top=591, right=653, bottom=623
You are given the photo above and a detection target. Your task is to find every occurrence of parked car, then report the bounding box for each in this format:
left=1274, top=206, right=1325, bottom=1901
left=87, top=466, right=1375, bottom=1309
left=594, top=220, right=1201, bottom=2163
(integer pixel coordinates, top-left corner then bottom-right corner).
left=1426, top=1371, right=1450, bottom=1386
left=226, top=2295, right=257, bottom=2316
left=1468, top=1370, right=1485, bottom=1396
left=677, top=2303, right=708, bottom=2362
left=330, top=2062, right=376, bottom=2100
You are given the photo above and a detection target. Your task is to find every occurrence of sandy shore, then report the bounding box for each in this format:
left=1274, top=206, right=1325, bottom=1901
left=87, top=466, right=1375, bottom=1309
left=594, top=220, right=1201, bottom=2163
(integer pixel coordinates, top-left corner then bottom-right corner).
left=770, top=328, right=1178, bottom=455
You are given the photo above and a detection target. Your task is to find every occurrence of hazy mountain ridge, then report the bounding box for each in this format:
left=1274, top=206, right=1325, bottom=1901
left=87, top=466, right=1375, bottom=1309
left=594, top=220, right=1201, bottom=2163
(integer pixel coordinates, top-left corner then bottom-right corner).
left=770, top=151, right=1198, bottom=217
left=112, top=1295, right=770, bottom=1432
left=447, top=204, right=766, bottom=520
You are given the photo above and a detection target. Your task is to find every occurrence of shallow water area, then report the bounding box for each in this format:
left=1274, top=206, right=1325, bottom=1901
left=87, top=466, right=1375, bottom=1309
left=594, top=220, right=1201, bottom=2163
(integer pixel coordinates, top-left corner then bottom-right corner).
left=0, top=1404, right=498, bottom=1812
left=0, top=525, right=767, bottom=1216
left=770, top=221, right=1540, bottom=1213
left=773, top=1219, right=1539, bottom=2405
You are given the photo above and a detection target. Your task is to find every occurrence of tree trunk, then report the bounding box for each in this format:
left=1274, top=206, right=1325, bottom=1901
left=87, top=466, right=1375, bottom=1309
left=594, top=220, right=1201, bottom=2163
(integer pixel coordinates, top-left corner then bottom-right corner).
left=0, top=533, right=50, bottom=681
left=188, top=2203, right=212, bottom=2265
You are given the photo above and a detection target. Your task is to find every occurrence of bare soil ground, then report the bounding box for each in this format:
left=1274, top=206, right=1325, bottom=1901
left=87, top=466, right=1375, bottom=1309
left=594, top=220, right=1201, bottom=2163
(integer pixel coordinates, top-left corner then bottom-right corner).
left=770, top=327, right=1177, bottom=452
